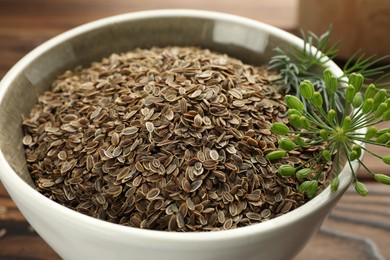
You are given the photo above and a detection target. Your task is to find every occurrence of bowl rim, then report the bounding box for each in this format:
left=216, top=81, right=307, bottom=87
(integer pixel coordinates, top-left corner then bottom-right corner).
left=0, top=9, right=355, bottom=242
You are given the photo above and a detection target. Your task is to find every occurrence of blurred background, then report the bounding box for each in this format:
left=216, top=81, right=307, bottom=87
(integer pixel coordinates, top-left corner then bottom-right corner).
left=0, top=0, right=389, bottom=259
left=299, top=0, right=390, bottom=62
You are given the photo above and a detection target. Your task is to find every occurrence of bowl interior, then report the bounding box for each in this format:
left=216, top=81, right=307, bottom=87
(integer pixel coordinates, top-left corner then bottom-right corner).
left=0, top=11, right=301, bottom=187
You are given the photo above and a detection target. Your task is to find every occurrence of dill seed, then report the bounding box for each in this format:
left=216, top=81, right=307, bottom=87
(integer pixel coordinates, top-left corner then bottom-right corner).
left=22, top=46, right=326, bottom=232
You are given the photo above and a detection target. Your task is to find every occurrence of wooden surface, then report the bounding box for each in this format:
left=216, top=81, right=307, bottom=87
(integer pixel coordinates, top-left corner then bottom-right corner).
left=0, top=0, right=389, bottom=259
left=298, top=0, right=390, bottom=62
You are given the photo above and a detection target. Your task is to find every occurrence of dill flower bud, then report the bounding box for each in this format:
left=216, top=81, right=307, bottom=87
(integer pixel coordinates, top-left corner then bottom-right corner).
left=324, top=69, right=338, bottom=95
left=327, top=109, right=336, bottom=123
left=278, top=138, right=296, bottom=151
left=374, top=174, right=390, bottom=185
left=288, top=108, right=302, bottom=117
left=289, top=114, right=303, bottom=129
left=311, top=92, right=323, bottom=108
left=266, top=150, right=286, bottom=161
left=300, top=116, right=310, bottom=129
left=323, top=69, right=333, bottom=85
left=306, top=180, right=319, bottom=199
left=299, top=80, right=314, bottom=100
left=382, top=155, right=390, bottom=165
left=322, top=150, right=332, bottom=161
left=355, top=181, right=368, bottom=196
left=278, top=165, right=296, bottom=177
left=285, top=95, right=304, bottom=111
left=319, top=129, right=328, bottom=141
left=349, top=150, right=359, bottom=161
left=331, top=176, right=340, bottom=192
left=364, top=84, right=376, bottom=100
left=296, top=168, right=311, bottom=179
left=352, top=144, right=362, bottom=158
left=345, top=84, right=356, bottom=104
left=342, top=116, right=352, bottom=131
left=365, top=126, right=377, bottom=139
left=270, top=122, right=289, bottom=135
left=383, top=109, right=390, bottom=120
left=326, top=76, right=338, bottom=95
left=294, top=136, right=306, bottom=147
left=298, top=181, right=311, bottom=193
left=362, top=98, right=374, bottom=114
left=349, top=73, right=364, bottom=92
left=374, top=103, right=388, bottom=119
left=352, top=92, right=363, bottom=108
left=373, top=89, right=387, bottom=109
left=376, top=133, right=390, bottom=144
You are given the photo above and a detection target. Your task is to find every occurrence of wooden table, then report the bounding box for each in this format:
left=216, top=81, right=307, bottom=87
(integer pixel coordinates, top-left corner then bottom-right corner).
left=1, top=1, right=389, bottom=259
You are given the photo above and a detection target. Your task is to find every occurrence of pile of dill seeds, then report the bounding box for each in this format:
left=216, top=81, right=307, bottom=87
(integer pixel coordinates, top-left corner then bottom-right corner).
left=22, top=46, right=315, bottom=231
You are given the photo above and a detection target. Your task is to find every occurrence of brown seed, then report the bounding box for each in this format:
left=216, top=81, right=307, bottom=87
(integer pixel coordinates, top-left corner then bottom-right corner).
left=179, top=99, right=187, bottom=114
left=60, top=159, right=76, bottom=174
left=179, top=203, right=188, bottom=217
left=261, top=209, right=271, bottom=219
left=203, top=159, right=218, bottom=170
left=212, top=170, right=226, bottom=182
left=186, top=197, right=195, bottom=211
left=166, top=164, right=176, bottom=175
left=58, top=151, right=68, bottom=161
left=181, top=178, right=191, bottom=193
left=122, top=127, right=139, bottom=135
left=232, top=100, right=246, bottom=107
left=194, top=114, right=203, bottom=127
left=197, top=151, right=206, bottom=162
left=116, top=166, right=131, bottom=181
left=164, top=108, right=174, bottom=121
left=225, top=145, right=237, bottom=154
left=176, top=213, right=185, bottom=229
left=228, top=89, right=243, bottom=99
left=199, top=116, right=210, bottom=126
left=223, top=218, right=233, bottom=230
left=166, top=203, right=179, bottom=215
left=146, top=188, right=160, bottom=200
left=90, top=107, right=102, bottom=119
left=168, top=215, right=177, bottom=231
left=111, top=132, right=120, bottom=146
left=189, top=89, right=202, bottom=98
left=217, top=210, right=225, bottom=224
left=279, top=201, right=293, bottom=214
left=145, top=122, right=154, bottom=133
left=209, top=150, right=219, bottom=161
left=222, top=192, right=234, bottom=203
left=228, top=116, right=240, bottom=125
left=189, top=180, right=202, bottom=192
left=22, top=135, right=33, bottom=146
left=229, top=203, right=238, bottom=216
left=246, top=212, right=262, bottom=221
left=22, top=46, right=317, bottom=232
left=132, top=175, right=143, bottom=187
left=112, top=146, right=122, bottom=157
left=106, top=185, right=123, bottom=197
left=86, top=154, right=94, bottom=170
left=66, top=177, right=82, bottom=185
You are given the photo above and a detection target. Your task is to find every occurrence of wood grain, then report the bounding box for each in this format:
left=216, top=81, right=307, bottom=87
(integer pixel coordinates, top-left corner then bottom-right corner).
left=0, top=0, right=298, bottom=78
left=298, top=0, right=390, bottom=62
left=0, top=0, right=389, bottom=259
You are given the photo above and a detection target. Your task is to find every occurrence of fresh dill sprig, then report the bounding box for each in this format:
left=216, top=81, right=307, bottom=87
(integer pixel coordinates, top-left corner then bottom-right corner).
left=270, top=72, right=390, bottom=197
left=268, top=26, right=390, bottom=112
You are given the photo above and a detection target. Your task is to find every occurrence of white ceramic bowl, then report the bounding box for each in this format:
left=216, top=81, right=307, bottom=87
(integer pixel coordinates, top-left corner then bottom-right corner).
left=0, top=10, right=358, bottom=260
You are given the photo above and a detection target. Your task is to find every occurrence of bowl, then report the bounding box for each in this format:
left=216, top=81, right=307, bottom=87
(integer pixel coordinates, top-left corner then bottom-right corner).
left=0, top=10, right=359, bottom=260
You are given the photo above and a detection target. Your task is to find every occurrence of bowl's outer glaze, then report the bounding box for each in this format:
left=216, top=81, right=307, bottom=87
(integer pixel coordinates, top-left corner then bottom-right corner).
left=0, top=10, right=356, bottom=260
